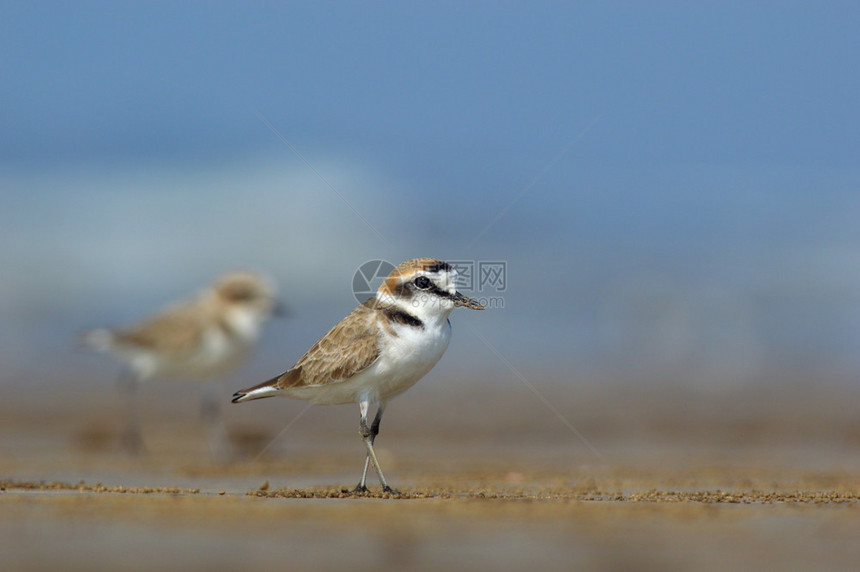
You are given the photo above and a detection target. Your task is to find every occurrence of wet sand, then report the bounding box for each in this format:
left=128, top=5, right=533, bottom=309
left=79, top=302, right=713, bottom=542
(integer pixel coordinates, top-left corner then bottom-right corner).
left=1, top=379, right=858, bottom=571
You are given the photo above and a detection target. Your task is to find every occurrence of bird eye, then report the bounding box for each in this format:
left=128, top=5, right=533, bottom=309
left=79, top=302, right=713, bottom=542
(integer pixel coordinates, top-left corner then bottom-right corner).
left=414, top=276, right=431, bottom=289
left=225, top=286, right=256, bottom=302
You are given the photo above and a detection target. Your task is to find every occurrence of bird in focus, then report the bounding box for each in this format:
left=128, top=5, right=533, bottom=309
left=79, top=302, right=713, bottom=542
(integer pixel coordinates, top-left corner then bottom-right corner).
left=232, top=258, right=484, bottom=494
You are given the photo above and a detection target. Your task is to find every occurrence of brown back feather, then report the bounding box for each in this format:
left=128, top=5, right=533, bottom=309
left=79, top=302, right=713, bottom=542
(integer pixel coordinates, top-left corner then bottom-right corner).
left=276, top=300, right=381, bottom=388
left=112, top=306, right=204, bottom=354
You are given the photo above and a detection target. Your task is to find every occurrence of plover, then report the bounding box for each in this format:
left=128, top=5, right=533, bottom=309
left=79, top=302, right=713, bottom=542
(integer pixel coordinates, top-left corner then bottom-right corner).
left=232, top=258, right=484, bottom=493
left=83, top=272, right=280, bottom=454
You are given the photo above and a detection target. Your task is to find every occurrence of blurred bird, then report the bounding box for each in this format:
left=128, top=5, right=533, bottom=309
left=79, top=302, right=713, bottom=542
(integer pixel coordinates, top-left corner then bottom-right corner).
left=232, top=258, right=484, bottom=494
left=83, top=272, right=281, bottom=455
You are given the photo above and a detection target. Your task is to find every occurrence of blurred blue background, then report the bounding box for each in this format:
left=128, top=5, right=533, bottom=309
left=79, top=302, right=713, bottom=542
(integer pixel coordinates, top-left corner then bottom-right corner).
left=2, top=2, right=858, bottom=394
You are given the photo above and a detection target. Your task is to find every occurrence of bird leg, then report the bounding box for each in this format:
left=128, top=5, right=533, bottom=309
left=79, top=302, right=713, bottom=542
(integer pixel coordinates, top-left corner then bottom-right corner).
left=354, top=401, right=398, bottom=494
left=200, top=381, right=232, bottom=461
left=355, top=404, right=384, bottom=492
left=117, top=369, right=145, bottom=455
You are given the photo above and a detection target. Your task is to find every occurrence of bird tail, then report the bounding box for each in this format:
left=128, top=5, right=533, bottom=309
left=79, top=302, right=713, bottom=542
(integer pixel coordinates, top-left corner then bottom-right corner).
left=80, top=328, right=115, bottom=352
left=231, top=374, right=283, bottom=403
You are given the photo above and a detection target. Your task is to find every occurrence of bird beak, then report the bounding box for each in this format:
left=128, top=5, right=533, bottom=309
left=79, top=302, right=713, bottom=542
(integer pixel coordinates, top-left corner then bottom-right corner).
left=272, top=301, right=291, bottom=318
left=452, top=291, right=485, bottom=310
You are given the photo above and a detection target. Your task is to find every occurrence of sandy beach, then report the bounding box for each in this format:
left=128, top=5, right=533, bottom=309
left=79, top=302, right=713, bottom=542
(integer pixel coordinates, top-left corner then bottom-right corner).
left=2, top=378, right=857, bottom=571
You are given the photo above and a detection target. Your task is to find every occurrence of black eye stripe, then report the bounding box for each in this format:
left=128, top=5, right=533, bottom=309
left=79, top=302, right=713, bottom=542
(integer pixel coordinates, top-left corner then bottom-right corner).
left=426, top=282, right=453, bottom=300
left=423, top=262, right=452, bottom=273
left=398, top=274, right=453, bottom=300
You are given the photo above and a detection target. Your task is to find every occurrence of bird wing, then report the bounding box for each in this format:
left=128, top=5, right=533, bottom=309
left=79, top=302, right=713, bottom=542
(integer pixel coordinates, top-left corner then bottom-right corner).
left=111, top=304, right=205, bottom=356
left=276, top=301, right=380, bottom=389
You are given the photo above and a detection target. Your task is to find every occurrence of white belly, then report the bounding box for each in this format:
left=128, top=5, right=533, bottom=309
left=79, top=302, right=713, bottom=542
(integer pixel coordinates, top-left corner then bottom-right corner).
left=287, top=320, right=452, bottom=406
left=124, top=328, right=248, bottom=381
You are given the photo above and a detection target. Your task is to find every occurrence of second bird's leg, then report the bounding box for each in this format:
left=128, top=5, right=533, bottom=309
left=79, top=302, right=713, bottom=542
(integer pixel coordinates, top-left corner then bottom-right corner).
left=117, top=369, right=145, bottom=455
left=200, top=380, right=232, bottom=460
